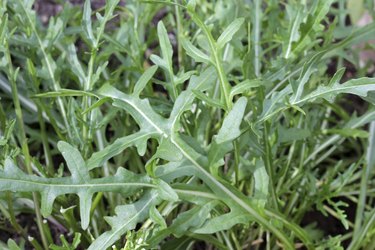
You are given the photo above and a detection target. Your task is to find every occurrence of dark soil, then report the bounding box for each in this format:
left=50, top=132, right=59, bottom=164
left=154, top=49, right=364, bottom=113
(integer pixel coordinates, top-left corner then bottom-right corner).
left=34, top=0, right=107, bottom=24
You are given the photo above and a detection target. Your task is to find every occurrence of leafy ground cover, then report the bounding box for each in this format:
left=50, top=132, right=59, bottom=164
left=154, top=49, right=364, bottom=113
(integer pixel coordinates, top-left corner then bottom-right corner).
left=1, top=0, right=375, bottom=249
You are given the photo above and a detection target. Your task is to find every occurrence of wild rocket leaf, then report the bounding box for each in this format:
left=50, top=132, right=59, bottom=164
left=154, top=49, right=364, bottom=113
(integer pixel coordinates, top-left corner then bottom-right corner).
left=45, top=17, right=64, bottom=48
left=193, top=209, right=251, bottom=234
left=253, top=159, right=269, bottom=207
left=154, top=178, right=179, bottom=202
left=192, top=90, right=226, bottom=110
left=148, top=201, right=218, bottom=247
left=261, top=70, right=375, bottom=123
left=290, top=51, right=324, bottom=102
left=181, top=38, right=211, bottom=64
left=88, top=191, right=161, bottom=250
left=157, top=21, right=173, bottom=70
left=82, top=0, right=95, bottom=47
left=89, top=67, right=217, bottom=170
left=95, top=0, right=120, bottom=43
left=5, top=0, right=375, bottom=249
left=292, top=0, right=334, bottom=54
left=150, top=21, right=177, bottom=98
left=217, top=18, right=245, bottom=50
left=57, top=141, right=90, bottom=183
left=149, top=205, right=167, bottom=229
left=155, top=161, right=197, bottom=183
left=215, top=97, right=247, bottom=144
left=99, top=84, right=170, bottom=133
left=151, top=21, right=174, bottom=79
left=168, top=201, right=218, bottom=237
left=230, top=79, right=263, bottom=99
left=293, top=77, right=375, bottom=105
left=169, top=66, right=217, bottom=122
left=208, top=97, right=247, bottom=173
left=95, top=76, right=310, bottom=248
left=87, top=131, right=157, bottom=169
left=67, top=44, right=86, bottom=87
left=150, top=54, right=168, bottom=71
left=0, top=143, right=153, bottom=230
left=133, top=65, right=158, bottom=97
left=284, top=6, right=304, bottom=58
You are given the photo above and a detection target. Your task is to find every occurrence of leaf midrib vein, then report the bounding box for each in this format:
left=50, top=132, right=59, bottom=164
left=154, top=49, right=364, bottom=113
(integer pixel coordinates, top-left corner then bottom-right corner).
left=295, top=83, right=375, bottom=104
left=127, top=98, right=167, bottom=136
left=0, top=178, right=155, bottom=189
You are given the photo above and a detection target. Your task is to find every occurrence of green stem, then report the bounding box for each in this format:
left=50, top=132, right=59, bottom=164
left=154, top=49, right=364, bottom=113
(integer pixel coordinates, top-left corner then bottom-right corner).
left=95, top=128, right=115, bottom=206
left=42, top=219, right=54, bottom=245
left=6, top=192, right=26, bottom=237
left=262, top=123, right=279, bottom=211
left=28, top=236, right=44, bottom=250
left=253, top=0, right=262, bottom=77
left=101, top=83, right=311, bottom=248
left=17, top=0, right=71, bottom=139
left=82, top=51, right=97, bottom=154
left=90, top=192, right=103, bottom=216
left=36, top=102, right=54, bottom=175
left=83, top=2, right=117, bottom=153
left=188, top=11, right=232, bottom=109
left=354, top=121, right=375, bottom=237
left=171, top=135, right=306, bottom=249
left=233, top=141, right=240, bottom=185
left=230, top=231, right=242, bottom=250
left=175, top=0, right=183, bottom=67
left=5, top=43, right=49, bottom=250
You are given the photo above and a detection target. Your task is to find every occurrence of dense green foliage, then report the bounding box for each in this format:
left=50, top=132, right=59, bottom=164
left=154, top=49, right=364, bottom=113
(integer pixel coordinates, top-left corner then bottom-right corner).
left=1, top=0, right=375, bottom=249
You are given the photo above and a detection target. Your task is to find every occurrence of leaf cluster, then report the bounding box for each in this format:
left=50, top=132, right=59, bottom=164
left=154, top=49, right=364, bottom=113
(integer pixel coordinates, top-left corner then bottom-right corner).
left=1, top=0, right=375, bottom=249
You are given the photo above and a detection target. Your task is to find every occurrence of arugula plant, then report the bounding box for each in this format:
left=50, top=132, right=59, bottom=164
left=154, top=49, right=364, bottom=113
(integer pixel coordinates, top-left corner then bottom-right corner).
left=0, top=0, right=375, bottom=249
